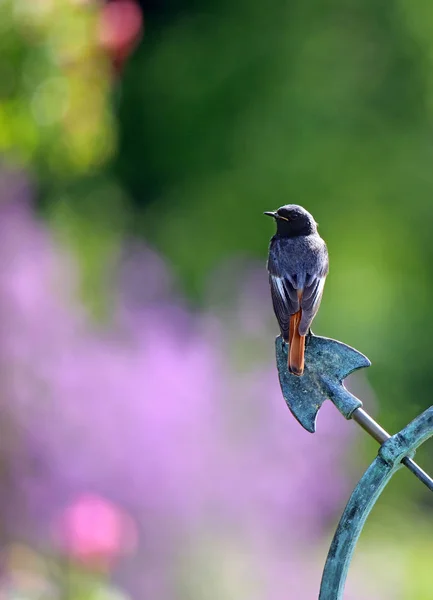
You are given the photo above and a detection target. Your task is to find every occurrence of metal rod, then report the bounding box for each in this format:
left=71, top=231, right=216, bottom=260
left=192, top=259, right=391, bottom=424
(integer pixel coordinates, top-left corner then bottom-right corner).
left=401, top=457, right=433, bottom=492
left=351, top=408, right=389, bottom=444
left=352, top=408, right=433, bottom=492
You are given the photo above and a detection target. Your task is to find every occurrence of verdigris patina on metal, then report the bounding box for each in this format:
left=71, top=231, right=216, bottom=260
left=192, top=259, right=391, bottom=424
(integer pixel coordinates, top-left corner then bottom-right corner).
left=275, top=333, right=367, bottom=432
left=275, top=333, right=433, bottom=599
left=320, top=406, right=433, bottom=600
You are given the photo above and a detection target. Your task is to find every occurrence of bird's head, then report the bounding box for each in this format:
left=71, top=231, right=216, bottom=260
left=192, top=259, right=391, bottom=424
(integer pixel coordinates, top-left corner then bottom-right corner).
left=264, top=204, right=317, bottom=237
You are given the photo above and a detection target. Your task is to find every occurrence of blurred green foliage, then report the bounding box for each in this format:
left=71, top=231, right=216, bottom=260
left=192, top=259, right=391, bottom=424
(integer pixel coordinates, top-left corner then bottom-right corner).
left=0, top=0, right=115, bottom=176
left=115, top=0, right=433, bottom=436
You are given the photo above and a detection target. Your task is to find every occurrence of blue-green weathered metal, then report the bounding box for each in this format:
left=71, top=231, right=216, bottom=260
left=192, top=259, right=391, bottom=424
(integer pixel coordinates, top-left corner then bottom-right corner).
left=275, top=333, right=368, bottom=432
left=275, top=333, right=433, bottom=489
left=274, top=333, right=433, bottom=599
left=319, top=406, right=433, bottom=599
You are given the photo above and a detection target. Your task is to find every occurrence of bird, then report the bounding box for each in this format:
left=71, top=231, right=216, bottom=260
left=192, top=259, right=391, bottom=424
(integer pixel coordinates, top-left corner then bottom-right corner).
left=264, top=205, right=329, bottom=376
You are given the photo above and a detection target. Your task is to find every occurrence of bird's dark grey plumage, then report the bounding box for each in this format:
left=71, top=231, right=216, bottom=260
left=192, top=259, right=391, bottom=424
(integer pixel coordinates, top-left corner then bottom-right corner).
left=265, top=204, right=329, bottom=375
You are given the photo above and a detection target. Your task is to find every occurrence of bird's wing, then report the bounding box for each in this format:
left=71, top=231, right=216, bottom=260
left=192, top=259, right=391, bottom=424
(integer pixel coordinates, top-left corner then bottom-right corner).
left=268, top=248, right=327, bottom=338
left=268, top=272, right=300, bottom=341
left=299, top=274, right=326, bottom=335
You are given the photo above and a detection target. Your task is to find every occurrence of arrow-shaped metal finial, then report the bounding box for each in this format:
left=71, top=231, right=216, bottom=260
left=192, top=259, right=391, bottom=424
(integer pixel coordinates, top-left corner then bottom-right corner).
left=275, top=333, right=369, bottom=433
left=275, top=333, right=433, bottom=492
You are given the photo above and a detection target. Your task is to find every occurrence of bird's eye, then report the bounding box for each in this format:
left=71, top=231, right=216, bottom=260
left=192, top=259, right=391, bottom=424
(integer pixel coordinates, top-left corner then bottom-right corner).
left=290, top=213, right=298, bottom=220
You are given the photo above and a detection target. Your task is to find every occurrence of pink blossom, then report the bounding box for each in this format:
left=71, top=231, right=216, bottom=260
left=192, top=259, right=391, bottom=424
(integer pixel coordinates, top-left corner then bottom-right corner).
left=53, top=494, right=137, bottom=568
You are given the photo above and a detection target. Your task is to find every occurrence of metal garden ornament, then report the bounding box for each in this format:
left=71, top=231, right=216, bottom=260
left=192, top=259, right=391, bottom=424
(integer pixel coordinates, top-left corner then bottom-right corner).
left=275, top=332, right=433, bottom=599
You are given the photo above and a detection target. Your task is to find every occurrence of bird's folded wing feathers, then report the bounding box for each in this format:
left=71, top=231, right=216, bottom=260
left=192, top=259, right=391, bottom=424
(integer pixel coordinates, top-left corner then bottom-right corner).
left=269, top=274, right=299, bottom=340
left=269, top=272, right=326, bottom=339
left=302, top=276, right=326, bottom=313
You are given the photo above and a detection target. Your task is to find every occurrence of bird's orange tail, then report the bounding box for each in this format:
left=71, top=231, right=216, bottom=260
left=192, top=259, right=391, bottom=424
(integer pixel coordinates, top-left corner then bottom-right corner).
left=288, top=311, right=305, bottom=376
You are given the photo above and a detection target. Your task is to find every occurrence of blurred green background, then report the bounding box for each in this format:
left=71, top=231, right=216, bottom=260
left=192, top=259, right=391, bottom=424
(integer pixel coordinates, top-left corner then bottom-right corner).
left=1, top=0, right=433, bottom=598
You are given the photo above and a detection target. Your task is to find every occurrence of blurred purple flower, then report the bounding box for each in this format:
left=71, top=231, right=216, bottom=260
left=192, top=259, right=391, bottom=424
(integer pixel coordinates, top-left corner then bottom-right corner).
left=0, top=172, right=365, bottom=598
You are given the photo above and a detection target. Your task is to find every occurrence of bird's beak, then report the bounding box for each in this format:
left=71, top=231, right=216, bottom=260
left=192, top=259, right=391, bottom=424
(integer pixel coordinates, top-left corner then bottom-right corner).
left=264, top=211, right=289, bottom=222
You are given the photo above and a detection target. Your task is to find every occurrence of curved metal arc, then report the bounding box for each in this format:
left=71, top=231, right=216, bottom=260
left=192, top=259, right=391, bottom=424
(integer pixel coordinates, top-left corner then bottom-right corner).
left=319, top=454, right=398, bottom=599
left=319, top=406, right=433, bottom=600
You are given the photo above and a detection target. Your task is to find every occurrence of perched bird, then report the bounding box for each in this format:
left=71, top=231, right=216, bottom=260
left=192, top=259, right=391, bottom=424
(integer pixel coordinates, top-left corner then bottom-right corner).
left=265, top=205, right=329, bottom=376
